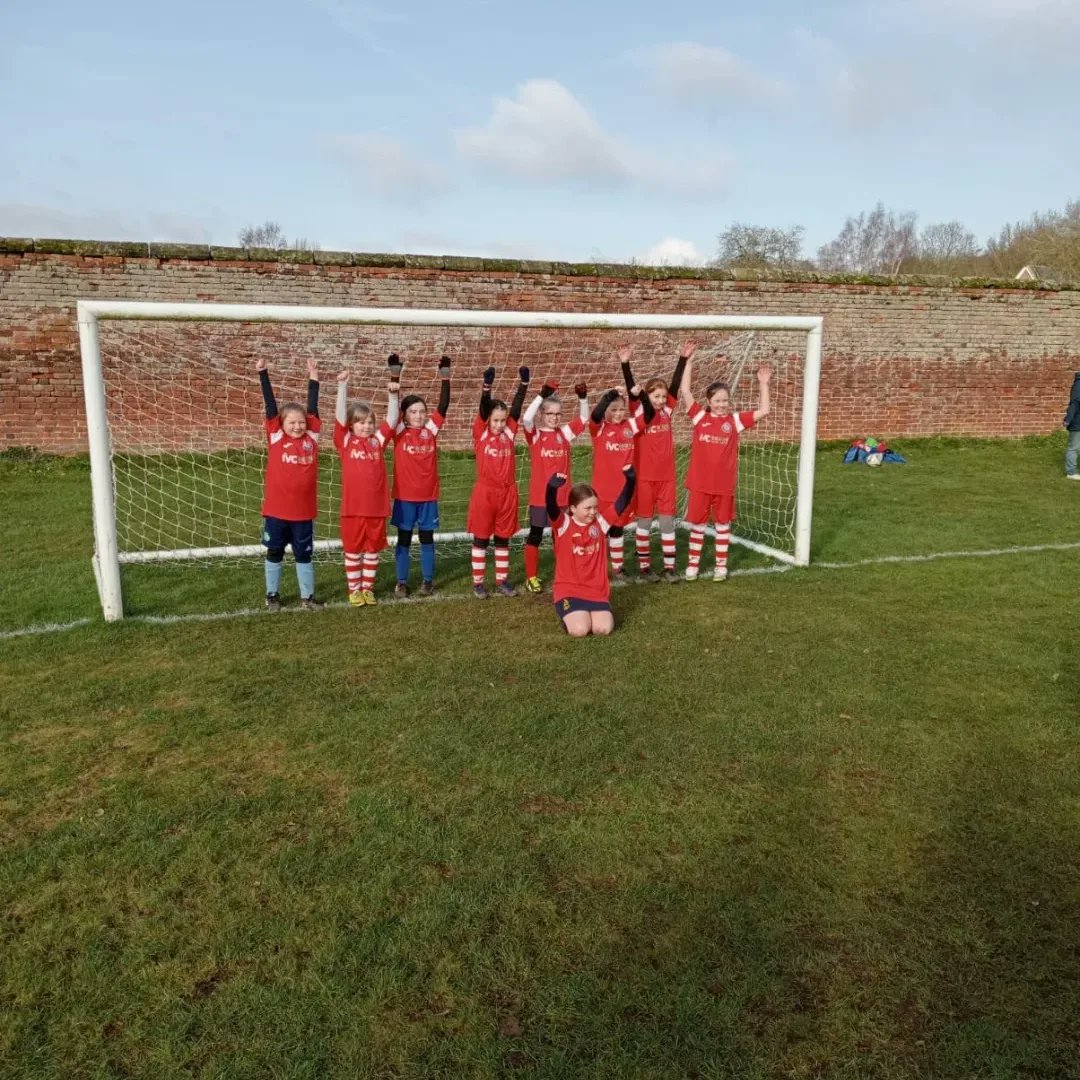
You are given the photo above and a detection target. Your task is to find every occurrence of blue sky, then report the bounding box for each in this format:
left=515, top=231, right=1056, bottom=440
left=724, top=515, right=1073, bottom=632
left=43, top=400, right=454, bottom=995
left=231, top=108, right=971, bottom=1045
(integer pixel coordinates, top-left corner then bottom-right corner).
left=1, top=0, right=1077, bottom=265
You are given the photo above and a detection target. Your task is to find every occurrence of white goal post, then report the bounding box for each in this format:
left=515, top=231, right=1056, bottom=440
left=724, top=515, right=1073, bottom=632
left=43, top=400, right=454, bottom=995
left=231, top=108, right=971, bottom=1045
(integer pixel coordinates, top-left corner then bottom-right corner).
left=77, top=300, right=823, bottom=621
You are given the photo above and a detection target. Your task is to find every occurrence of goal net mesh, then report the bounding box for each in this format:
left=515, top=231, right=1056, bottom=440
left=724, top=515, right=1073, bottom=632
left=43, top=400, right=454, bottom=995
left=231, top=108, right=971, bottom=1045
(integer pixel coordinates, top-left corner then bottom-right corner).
left=95, top=320, right=808, bottom=565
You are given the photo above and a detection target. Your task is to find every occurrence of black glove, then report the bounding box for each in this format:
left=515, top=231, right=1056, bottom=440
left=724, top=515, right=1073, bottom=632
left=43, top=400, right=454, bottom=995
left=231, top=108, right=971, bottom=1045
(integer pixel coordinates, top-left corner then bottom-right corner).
left=387, top=353, right=403, bottom=379
left=519, top=366, right=530, bottom=384
left=547, top=473, right=567, bottom=489
left=438, top=355, right=452, bottom=378
left=574, top=382, right=588, bottom=399
left=539, top=381, right=558, bottom=399
left=482, top=366, right=496, bottom=387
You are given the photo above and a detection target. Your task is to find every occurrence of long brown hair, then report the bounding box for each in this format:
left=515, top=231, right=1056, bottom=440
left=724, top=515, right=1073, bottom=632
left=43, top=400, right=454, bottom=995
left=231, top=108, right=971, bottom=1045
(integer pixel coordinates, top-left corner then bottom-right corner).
left=346, top=400, right=373, bottom=426
left=568, top=482, right=596, bottom=508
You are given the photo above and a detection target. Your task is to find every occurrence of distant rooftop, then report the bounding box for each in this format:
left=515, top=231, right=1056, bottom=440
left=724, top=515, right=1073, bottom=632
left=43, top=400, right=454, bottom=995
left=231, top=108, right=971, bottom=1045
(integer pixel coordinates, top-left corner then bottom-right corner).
left=1015, top=264, right=1064, bottom=284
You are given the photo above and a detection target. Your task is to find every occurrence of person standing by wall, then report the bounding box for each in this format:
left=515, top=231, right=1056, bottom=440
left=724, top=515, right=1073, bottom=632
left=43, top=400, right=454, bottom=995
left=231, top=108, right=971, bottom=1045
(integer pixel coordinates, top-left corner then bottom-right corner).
left=1065, top=371, right=1080, bottom=480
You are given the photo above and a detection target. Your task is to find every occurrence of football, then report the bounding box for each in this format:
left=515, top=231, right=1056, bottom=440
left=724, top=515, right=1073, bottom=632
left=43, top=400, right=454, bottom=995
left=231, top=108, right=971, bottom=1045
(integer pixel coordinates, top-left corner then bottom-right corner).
left=866, top=452, right=884, bottom=467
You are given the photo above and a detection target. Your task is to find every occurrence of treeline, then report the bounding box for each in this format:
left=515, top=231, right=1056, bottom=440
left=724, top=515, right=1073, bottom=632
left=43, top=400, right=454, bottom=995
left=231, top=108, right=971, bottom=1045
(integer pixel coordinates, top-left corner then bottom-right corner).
left=712, top=198, right=1080, bottom=281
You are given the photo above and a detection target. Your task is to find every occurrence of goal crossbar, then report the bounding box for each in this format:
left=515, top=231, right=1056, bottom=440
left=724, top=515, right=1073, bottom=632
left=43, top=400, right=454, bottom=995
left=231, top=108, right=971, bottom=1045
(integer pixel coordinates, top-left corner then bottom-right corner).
left=78, top=299, right=823, bottom=333
left=77, top=300, right=823, bottom=621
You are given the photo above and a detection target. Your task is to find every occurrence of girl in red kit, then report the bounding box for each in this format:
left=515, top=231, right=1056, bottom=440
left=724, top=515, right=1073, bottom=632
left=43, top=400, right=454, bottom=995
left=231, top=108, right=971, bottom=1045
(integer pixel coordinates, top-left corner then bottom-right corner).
left=588, top=386, right=643, bottom=582
left=679, top=355, right=772, bottom=581
left=521, top=379, right=590, bottom=593
left=256, top=356, right=323, bottom=611
left=334, top=354, right=401, bottom=606
left=619, top=341, right=694, bottom=583
left=391, top=355, right=452, bottom=597
left=546, top=465, right=636, bottom=638
left=467, top=364, right=530, bottom=598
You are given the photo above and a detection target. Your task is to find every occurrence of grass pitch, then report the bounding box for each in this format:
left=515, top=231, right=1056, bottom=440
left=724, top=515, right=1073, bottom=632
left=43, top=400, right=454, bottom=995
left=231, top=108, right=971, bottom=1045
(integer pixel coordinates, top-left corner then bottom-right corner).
left=2, top=435, right=1079, bottom=1078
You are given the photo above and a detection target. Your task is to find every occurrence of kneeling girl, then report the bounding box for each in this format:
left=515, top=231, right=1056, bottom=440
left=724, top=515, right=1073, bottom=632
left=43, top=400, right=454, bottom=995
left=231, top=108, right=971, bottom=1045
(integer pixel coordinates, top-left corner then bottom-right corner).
left=546, top=465, right=636, bottom=638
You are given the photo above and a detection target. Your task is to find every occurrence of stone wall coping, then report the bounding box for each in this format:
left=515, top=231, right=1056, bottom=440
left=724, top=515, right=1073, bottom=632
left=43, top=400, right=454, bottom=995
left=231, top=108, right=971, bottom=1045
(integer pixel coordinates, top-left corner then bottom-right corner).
left=1, top=235, right=1074, bottom=292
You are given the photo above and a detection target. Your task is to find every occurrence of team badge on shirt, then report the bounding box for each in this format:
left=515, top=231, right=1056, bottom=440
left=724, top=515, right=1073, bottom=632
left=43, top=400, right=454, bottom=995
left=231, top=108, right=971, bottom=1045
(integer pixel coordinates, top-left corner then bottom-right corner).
left=722, top=423, right=731, bottom=433
left=588, top=525, right=599, bottom=538
left=421, top=430, right=431, bottom=440
left=623, top=426, right=633, bottom=438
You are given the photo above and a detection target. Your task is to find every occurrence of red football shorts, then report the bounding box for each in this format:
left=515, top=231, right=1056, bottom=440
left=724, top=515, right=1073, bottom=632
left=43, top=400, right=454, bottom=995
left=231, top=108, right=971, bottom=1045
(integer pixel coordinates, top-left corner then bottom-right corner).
left=467, top=482, right=520, bottom=538
left=341, top=515, right=388, bottom=553
left=635, top=478, right=676, bottom=517
left=684, top=490, right=735, bottom=526
left=598, top=498, right=634, bottom=529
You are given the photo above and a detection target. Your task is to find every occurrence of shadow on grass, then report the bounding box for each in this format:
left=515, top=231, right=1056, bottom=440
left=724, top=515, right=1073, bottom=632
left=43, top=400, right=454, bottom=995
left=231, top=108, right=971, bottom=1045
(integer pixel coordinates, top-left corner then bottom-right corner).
left=906, top=738, right=1080, bottom=1077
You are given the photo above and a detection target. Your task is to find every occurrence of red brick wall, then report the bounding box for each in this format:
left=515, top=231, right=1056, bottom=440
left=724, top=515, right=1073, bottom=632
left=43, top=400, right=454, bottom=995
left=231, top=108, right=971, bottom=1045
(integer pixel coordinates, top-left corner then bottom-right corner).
left=2, top=244, right=1078, bottom=452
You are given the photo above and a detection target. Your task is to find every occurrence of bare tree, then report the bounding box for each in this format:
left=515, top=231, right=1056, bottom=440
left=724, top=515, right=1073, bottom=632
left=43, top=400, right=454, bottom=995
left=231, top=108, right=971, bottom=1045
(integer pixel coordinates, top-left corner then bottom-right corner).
left=901, top=221, right=983, bottom=275
left=919, top=221, right=980, bottom=262
left=239, top=221, right=287, bottom=248
left=985, top=199, right=1080, bottom=281
left=817, top=203, right=918, bottom=274
left=238, top=220, right=319, bottom=251
left=712, top=224, right=805, bottom=269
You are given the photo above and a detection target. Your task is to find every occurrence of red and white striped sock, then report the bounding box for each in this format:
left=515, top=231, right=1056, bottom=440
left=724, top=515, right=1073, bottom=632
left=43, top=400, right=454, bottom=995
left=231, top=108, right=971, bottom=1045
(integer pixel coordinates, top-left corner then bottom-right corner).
left=361, top=553, right=379, bottom=592
left=661, top=531, right=677, bottom=571
left=635, top=527, right=651, bottom=572
left=471, top=544, right=488, bottom=586
left=344, top=551, right=363, bottom=595
left=687, top=526, right=705, bottom=573
left=715, top=525, right=731, bottom=571
left=610, top=533, right=624, bottom=574
left=494, top=544, right=510, bottom=584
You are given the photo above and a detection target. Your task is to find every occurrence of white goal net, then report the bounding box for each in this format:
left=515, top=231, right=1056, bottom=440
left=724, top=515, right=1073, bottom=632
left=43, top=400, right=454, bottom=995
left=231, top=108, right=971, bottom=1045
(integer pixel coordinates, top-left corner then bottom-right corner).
left=78, top=302, right=822, bottom=620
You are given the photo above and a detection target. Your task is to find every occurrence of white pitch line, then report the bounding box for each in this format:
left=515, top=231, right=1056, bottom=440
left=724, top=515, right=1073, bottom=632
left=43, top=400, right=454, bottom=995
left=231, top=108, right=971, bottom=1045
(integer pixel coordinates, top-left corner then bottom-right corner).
left=815, top=540, right=1080, bottom=570
left=0, top=592, right=476, bottom=641
left=3, top=540, right=1079, bottom=642
left=0, top=617, right=94, bottom=641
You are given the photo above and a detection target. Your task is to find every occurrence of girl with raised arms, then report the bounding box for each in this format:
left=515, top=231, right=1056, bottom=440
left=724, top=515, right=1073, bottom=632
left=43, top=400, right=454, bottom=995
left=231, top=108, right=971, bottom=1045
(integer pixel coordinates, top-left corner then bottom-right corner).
left=521, top=378, right=590, bottom=593
left=334, top=353, right=401, bottom=605
left=467, top=364, right=530, bottom=597
left=391, top=354, right=452, bottom=596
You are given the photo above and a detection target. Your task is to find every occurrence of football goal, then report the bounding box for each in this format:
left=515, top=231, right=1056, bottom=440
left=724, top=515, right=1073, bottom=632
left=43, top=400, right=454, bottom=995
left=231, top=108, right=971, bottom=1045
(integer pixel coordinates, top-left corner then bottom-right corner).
left=77, top=301, right=823, bottom=620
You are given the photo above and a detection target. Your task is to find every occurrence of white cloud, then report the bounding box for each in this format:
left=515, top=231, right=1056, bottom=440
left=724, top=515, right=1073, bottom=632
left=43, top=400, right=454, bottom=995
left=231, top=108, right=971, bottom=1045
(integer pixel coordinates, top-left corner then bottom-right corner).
left=323, top=134, right=449, bottom=202
left=642, top=42, right=787, bottom=106
left=0, top=203, right=214, bottom=242
left=456, top=79, right=632, bottom=186
left=636, top=237, right=705, bottom=266
left=934, top=0, right=1078, bottom=18
left=397, top=230, right=545, bottom=260
left=790, top=28, right=937, bottom=133
left=456, top=79, right=731, bottom=198
left=920, top=0, right=1080, bottom=56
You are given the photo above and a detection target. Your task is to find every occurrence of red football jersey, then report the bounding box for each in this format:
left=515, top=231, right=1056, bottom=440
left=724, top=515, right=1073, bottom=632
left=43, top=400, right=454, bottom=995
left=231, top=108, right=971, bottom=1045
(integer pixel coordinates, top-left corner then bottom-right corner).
left=524, top=418, right=585, bottom=506
left=391, top=412, right=444, bottom=501
left=334, top=420, right=392, bottom=517
left=684, top=404, right=756, bottom=495
left=551, top=510, right=612, bottom=603
left=472, top=414, right=519, bottom=488
left=589, top=416, right=641, bottom=501
left=633, top=393, right=677, bottom=481
left=262, top=414, right=321, bottom=521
